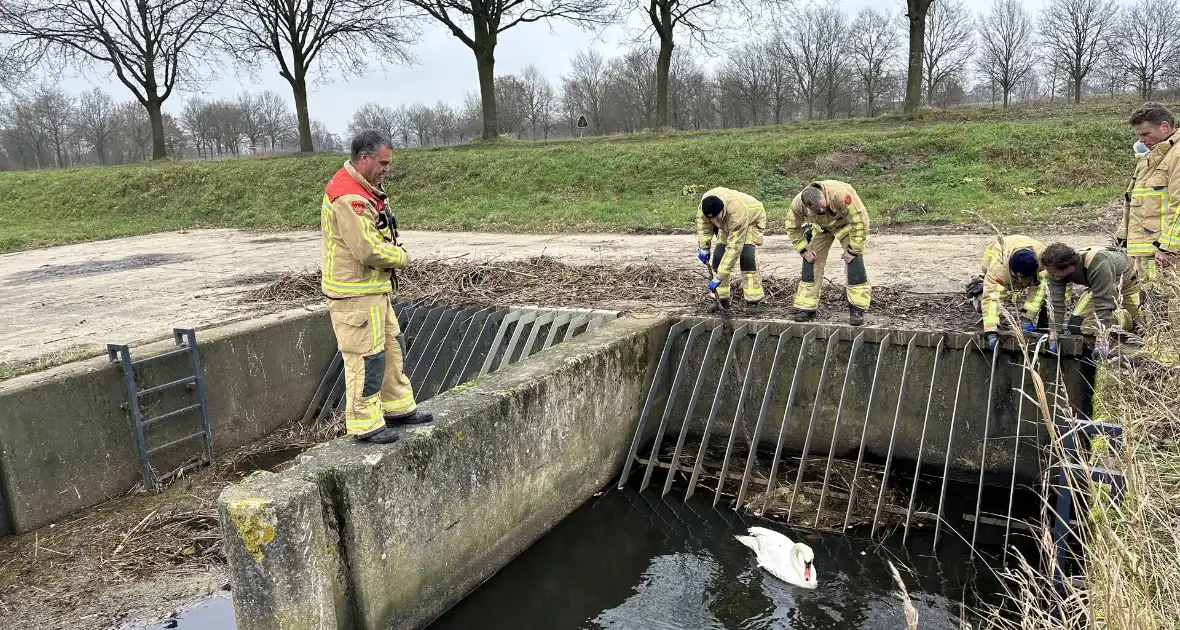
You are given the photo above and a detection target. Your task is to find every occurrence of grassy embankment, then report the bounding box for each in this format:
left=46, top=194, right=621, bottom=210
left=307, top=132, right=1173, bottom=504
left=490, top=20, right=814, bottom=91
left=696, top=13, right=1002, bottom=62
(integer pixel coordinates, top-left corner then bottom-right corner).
left=0, top=99, right=1149, bottom=253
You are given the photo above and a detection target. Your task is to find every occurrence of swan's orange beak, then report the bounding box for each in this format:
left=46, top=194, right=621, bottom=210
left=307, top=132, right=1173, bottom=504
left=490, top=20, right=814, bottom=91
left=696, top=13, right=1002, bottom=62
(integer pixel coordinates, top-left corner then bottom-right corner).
left=804, top=563, right=812, bottom=581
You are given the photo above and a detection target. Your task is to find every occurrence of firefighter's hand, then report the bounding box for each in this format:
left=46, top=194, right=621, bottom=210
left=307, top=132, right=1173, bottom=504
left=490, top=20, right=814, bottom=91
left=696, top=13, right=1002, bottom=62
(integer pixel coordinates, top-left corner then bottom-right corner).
left=1091, top=346, right=1116, bottom=360
left=985, top=332, right=999, bottom=352
left=841, top=251, right=856, bottom=264
left=1019, top=318, right=1036, bottom=333
left=1156, top=250, right=1176, bottom=268
left=1048, top=331, right=1059, bottom=353
left=802, top=250, right=818, bottom=263
left=697, top=249, right=710, bottom=264
left=707, top=278, right=721, bottom=293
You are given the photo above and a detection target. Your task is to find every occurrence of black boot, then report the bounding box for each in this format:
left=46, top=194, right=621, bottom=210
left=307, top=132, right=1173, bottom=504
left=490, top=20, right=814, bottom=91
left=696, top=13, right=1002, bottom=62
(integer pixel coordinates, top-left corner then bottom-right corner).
left=792, top=308, right=815, bottom=322
left=355, top=425, right=400, bottom=444
left=707, top=298, right=731, bottom=314
left=849, top=304, right=865, bottom=326
left=385, top=409, right=435, bottom=426
left=745, top=300, right=763, bottom=314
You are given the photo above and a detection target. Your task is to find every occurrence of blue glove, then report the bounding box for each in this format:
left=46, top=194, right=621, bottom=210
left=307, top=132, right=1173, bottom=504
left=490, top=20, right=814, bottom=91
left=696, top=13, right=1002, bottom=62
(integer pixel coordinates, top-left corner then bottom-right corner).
left=985, top=332, right=999, bottom=352
left=1091, top=346, right=1116, bottom=360
left=1020, top=318, right=1035, bottom=333
left=707, top=279, right=721, bottom=293
left=697, top=249, right=710, bottom=264
left=1049, top=339, right=1058, bottom=353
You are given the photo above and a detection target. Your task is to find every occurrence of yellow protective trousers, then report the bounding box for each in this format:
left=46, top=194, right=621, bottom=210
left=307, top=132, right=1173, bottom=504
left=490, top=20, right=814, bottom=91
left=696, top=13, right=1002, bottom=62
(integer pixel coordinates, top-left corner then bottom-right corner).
left=793, top=229, right=871, bottom=311
left=328, top=294, right=418, bottom=437
left=1067, top=281, right=1143, bottom=337
left=711, top=242, right=764, bottom=302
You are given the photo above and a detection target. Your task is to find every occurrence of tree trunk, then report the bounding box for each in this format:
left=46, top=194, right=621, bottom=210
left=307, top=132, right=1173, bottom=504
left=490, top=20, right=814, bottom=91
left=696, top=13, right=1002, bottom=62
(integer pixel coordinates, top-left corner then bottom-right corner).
left=1073, top=75, right=1083, bottom=104
left=145, top=98, right=167, bottom=160
left=904, top=2, right=929, bottom=114
left=292, top=74, right=313, bottom=152
left=655, top=34, right=674, bottom=129
left=475, top=46, right=498, bottom=140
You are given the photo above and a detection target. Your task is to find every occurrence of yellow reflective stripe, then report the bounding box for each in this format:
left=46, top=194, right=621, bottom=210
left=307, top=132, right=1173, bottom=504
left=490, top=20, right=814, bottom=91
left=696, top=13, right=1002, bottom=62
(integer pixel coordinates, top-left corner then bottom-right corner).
left=359, top=217, right=405, bottom=266
left=381, top=395, right=416, bottom=414
left=1071, top=291, right=1092, bottom=317
left=322, top=196, right=336, bottom=281
left=346, top=400, right=384, bottom=434
left=1127, top=242, right=1158, bottom=255
left=1022, top=276, right=1048, bottom=313
left=847, top=285, right=871, bottom=308
left=793, top=294, right=819, bottom=308
left=832, top=224, right=853, bottom=241
left=794, top=238, right=809, bottom=252
left=321, top=278, right=389, bottom=292
left=983, top=295, right=1001, bottom=329
left=845, top=203, right=867, bottom=252
left=370, top=306, right=380, bottom=349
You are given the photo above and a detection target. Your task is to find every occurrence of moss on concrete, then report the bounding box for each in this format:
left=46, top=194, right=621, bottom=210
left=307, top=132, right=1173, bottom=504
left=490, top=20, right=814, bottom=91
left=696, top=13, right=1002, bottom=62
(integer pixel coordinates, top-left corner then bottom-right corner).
left=226, top=498, right=275, bottom=563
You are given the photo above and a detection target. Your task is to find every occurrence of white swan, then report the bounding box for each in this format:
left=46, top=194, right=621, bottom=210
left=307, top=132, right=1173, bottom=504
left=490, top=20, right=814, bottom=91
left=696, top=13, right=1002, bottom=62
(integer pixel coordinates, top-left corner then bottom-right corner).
left=734, top=526, right=818, bottom=589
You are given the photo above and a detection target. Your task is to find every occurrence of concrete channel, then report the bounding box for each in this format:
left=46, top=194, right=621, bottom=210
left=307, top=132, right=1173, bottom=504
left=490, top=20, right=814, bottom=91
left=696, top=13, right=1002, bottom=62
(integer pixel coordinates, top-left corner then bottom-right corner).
left=213, top=312, right=1096, bottom=630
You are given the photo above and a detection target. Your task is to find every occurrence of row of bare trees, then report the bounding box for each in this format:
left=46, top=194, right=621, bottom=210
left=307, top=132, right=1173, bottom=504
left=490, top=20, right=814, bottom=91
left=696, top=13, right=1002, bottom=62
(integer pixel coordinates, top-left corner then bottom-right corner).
left=0, top=0, right=1175, bottom=164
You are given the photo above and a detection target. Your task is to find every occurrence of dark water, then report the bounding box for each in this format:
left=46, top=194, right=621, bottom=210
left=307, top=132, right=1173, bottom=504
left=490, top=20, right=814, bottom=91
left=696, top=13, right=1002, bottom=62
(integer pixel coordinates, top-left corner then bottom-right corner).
left=156, top=484, right=1020, bottom=630
left=428, top=487, right=1009, bottom=630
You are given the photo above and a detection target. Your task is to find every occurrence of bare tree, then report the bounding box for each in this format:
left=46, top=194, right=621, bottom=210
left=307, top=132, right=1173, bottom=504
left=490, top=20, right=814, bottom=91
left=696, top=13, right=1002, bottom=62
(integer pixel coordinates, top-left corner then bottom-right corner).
left=605, top=46, right=658, bottom=132
left=1120, top=0, right=1180, bottom=100
left=921, top=0, right=973, bottom=106
left=817, top=7, right=849, bottom=119
left=783, top=2, right=841, bottom=121
left=217, top=0, right=416, bottom=153
left=903, top=0, right=934, bottom=113
left=310, top=119, right=340, bottom=151
left=29, top=85, right=75, bottom=167
left=561, top=48, right=609, bottom=134
left=761, top=34, right=793, bottom=124
left=433, top=101, right=458, bottom=145
left=116, top=101, right=153, bottom=162
left=0, top=0, right=224, bottom=159
left=237, top=92, right=265, bottom=151
left=348, top=103, right=399, bottom=144
left=718, top=41, right=768, bottom=126
left=851, top=7, right=901, bottom=117
left=976, top=0, right=1038, bottom=109
left=255, top=90, right=296, bottom=151
left=74, top=88, right=118, bottom=164
left=641, top=0, right=789, bottom=129
left=1040, top=0, right=1119, bottom=104
left=403, top=1, right=613, bottom=141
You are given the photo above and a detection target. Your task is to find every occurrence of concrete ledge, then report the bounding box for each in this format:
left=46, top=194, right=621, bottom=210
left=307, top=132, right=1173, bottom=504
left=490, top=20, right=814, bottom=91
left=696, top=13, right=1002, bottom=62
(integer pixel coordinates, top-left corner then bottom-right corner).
left=218, top=313, right=669, bottom=630
left=0, top=306, right=336, bottom=535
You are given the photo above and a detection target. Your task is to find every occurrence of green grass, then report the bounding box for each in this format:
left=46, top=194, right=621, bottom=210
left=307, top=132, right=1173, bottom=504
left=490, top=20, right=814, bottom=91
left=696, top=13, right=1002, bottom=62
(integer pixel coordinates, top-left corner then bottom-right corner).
left=0, top=99, right=1148, bottom=252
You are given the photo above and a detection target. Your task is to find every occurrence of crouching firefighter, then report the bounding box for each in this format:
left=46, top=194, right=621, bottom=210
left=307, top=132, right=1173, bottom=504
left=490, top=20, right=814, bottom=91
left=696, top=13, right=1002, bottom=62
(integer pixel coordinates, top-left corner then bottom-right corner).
left=787, top=180, right=872, bottom=326
left=1040, top=243, right=1144, bottom=360
left=967, top=235, right=1051, bottom=353
left=320, top=131, right=433, bottom=444
left=696, top=187, right=767, bottom=313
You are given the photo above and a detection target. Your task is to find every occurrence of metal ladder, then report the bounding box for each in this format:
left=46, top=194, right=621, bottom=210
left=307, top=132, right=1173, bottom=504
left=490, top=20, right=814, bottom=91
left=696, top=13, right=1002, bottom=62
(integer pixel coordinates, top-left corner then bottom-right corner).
left=108, top=328, right=213, bottom=490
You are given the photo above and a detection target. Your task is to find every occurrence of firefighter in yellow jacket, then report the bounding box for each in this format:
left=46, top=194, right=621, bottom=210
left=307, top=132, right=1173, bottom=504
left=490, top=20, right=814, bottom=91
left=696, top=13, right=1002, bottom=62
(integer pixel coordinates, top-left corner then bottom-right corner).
left=1122, top=101, right=1180, bottom=300
left=786, top=180, right=871, bottom=326
left=696, top=187, right=767, bottom=313
left=320, top=131, right=433, bottom=444
left=1041, top=243, right=1143, bottom=359
left=966, top=235, right=1050, bottom=352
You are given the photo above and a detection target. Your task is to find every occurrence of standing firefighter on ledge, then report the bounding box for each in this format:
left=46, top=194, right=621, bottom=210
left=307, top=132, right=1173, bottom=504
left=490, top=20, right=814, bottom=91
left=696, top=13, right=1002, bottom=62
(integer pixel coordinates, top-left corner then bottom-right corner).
left=696, top=187, right=768, bottom=313
left=787, top=180, right=872, bottom=326
left=320, top=131, right=433, bottom=444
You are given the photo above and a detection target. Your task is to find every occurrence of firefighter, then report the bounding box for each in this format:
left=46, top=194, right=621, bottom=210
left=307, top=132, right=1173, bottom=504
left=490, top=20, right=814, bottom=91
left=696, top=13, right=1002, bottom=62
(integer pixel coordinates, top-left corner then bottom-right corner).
left=786, top=180, right=871, bottom=326
left=696, top=187, right=767, bottom=313
left=1121, top=101, right=1180, bottom=308
left=320, top=130, right=433, bottom=444
left=966, top=235, right=1051, bottom=353
left=1040, top=242, right=1143, bottom=359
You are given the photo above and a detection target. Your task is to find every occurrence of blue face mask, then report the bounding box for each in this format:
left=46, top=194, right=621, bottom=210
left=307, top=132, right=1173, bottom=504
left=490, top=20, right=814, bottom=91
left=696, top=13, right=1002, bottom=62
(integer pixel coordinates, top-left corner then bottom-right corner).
left=1134, top=140, right=1149, bottom=156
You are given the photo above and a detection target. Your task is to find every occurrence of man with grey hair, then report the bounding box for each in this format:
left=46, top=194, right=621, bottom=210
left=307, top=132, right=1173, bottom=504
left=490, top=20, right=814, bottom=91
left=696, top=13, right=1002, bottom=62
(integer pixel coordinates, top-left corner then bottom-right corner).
left=786, top=180, right=872, bottom=326
left=320, top=130, right=433, bottom=444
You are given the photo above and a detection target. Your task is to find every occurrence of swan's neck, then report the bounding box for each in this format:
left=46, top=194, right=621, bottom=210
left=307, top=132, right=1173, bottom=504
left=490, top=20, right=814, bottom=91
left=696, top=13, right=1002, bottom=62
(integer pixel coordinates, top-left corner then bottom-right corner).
left=790, top=545, right=811, bottom=582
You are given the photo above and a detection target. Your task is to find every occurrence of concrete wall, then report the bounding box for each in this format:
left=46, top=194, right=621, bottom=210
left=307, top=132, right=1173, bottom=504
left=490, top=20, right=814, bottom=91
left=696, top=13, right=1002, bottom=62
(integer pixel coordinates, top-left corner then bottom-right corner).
left=648, top=318, right=1094, bottom=485
left=0, top=307, right=337, bottom=535
left=217, top=314, right=668, bottom=630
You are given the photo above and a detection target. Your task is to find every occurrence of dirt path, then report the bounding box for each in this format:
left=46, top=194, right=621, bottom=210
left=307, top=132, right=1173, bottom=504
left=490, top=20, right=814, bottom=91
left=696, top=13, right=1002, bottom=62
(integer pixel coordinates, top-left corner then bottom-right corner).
left=0, top=228, right=1102, bottom=373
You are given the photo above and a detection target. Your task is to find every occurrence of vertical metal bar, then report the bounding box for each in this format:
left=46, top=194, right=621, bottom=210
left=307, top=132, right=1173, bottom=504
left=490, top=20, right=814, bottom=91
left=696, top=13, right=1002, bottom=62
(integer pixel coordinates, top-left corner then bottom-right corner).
left=519, top=310, right=558, bottom=361
left=662, top=323, right=723, bottom=498
left=714, top=326, right=769, bottom=508
left=845, top=333, right=893, bottom=532
left=438, top=307, right=491, bottom=393
left=458, top=309, right=508, bottom=385
left=542, top=310, right=575, bottom=351
left=616, top=322, right=689, bottom=489
left=904, top=336, right=945, bottom=545
left=109, top=343, right=153, bottom=490
left=178, top=329, right=214, bottom=463
left=417, top=307, right=478, bottom=399
left=685, top=324, right=749, bottom=501
left=639, top=322, right=707, bottom=493
left=301, top=351, right=343, bottom=424
left=498, top=308, right=540, bottom=370
left=971, top=343, right=1001, bottom=552
left=479, top=309, right=523, bottom=377
left=873, top=334, right=917, bottom=538
left=761, top=329, right=817, bottom=516
left=405, top=305, right=445, bottom=370
left=933, top=341, right=973, bottom=551
left=1003, top=337, right=1035, bottom=567
left=736, top=329, right=792, bottom=509
left=787, top=332, right=842, bottom=521
left=409, top=308, right=458, bottom=388
left=816, top=330, right=868, bottom=524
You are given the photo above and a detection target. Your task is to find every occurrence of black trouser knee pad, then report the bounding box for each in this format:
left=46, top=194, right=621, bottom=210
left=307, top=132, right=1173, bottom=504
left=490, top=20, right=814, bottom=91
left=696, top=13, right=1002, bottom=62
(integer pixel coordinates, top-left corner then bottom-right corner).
left=801, top=258, right=815, bottom=282
left=362, top=351, right=386, bottom=397
left=712, top=244, right=725, bottom=272
left=1067, top=315, right=1083, bottom=336
left=846, top=254, right=867, bottom=285
left=739, top=245, right=757, bottom=272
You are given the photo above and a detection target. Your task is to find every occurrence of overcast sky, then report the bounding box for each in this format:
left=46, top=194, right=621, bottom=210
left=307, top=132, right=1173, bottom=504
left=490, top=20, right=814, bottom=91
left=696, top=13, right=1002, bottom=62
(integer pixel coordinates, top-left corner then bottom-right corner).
left=53, top=0, right=1053, bottom=136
